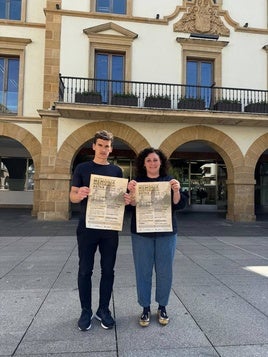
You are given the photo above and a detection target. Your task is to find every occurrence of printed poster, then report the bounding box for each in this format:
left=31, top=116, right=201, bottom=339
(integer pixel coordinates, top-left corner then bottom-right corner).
left=86, top=174, right=128, bottom=231
left=135, top=181, right=172, bottom=233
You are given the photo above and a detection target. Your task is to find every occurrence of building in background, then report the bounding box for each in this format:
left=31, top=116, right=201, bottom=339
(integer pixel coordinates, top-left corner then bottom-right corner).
left=0, top=0, right=268, bottom=221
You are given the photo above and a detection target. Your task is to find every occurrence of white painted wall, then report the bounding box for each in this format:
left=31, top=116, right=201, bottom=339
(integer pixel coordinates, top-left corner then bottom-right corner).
left=62, top=0, right=90, bottom=12
left=223, top=0, right=267, bottom=28
left=60, top=1, right=268, bottom=89
left=58, top=117, right=268, bottom=157
left=26, top=0, right=46, bottom=23
left=23, top=29, right=46, bottom=115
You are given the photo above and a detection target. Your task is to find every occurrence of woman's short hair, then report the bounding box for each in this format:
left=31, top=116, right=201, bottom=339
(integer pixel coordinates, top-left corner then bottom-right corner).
left=135, top=147, right=169, bottom=177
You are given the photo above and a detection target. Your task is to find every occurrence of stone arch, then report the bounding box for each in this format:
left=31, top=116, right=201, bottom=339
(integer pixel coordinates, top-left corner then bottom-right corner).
left=56, top=121, right=150, bottom=174
left=159, top=125, right=257, bottom=221
left=0, top=122, right=41, bottom=215
left=159, top=125, right=244, bottom=181
left=245, top=132, right=268, bottom=172
left=0, top=122, right=41, bottom=170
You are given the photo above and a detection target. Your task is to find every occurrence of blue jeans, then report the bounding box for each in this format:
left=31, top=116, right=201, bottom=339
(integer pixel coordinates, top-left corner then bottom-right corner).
left=77, top=220, right=118, bottom=311
left=131, top=233, right=177, bottom=308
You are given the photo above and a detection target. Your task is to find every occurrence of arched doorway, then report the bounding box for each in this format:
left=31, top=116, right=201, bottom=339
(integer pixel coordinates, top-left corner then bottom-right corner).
left=0, top=136, right=34, bottom=206
left=169, top=140, right=227, bottom=212
left=245, top=134, right=268, bottom=220
left=159, top=125, right=253, bottom=221
left=254, top=149, right=268, bottom=218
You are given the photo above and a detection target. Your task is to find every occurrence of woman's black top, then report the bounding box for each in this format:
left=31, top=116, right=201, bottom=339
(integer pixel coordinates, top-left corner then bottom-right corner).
left=130, top=175, right=188, bottom=237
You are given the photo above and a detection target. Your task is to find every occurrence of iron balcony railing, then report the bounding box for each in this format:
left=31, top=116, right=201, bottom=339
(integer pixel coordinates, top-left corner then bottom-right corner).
left=59, top=75, right=268, bottom=114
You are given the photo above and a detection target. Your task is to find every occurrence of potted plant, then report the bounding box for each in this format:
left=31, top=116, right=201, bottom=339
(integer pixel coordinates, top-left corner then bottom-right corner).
left=144, top=94, right=171, bottom=109
left=213, top=99, right=242, bottom=112
left=111, top=93, right=138, bottom=106
left=75, top=91, right=102, bottom=104
left=177, top=97, right=206, bottom=110
left=245, top=101, right=268, bottom=113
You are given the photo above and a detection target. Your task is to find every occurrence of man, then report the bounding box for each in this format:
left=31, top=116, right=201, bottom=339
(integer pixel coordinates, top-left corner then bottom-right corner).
left=70, top=130, right=130, bottom=331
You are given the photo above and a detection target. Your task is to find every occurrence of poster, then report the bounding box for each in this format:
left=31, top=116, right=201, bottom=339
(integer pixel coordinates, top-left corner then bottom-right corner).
left=86, top=174, right=128, bottom=231
left=135, top=181, right=172, bottom=233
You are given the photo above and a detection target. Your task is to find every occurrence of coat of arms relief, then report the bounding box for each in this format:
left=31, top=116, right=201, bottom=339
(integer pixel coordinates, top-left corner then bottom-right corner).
left=174, top=0, right=230, bottom=36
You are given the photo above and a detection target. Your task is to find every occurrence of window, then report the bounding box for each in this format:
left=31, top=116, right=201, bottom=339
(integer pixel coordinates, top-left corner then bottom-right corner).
left=96, top=0, right=126, bottom=14
left=0, top=0, right=21, bottom=20
left=95, top=52, right=125, bottom=102
left=177, top=37, right=228, bottom=108
left=186, top=59, right=213, bottom=105
left=0, top=57, right=19, bottom=113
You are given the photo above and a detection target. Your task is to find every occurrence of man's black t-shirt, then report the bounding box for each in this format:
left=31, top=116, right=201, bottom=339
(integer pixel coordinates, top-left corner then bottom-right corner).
left=72, top=160, right=123, bottom=217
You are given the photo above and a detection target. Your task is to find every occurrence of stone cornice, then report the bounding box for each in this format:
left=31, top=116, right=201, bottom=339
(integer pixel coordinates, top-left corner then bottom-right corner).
left=53, top=102, right=268, bottom=127
left=0, top=20, right=45, bottom=28
left=43, top=7, right=268, bottom=36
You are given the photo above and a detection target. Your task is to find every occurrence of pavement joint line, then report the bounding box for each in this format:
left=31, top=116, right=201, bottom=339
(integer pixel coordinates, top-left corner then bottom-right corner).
left=178, top=245, right=268, bottom=319
left=215, top=238, right=268, bottom=261
left=172, top=288, right=221, bottom=357
left=0, top=236, right=54, bottom=280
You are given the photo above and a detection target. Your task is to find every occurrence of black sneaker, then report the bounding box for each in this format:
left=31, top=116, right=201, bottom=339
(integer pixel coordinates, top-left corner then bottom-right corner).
left=139, top=307, right=151, bottom=327
left=78, top=308, right=92, bottom=331
left=157, top=306, right=169, bottom=326
left=95, top=308, right=115, bottom=329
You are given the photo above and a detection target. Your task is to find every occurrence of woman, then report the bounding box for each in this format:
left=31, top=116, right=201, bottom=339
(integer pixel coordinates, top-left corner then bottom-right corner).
left=128, top=148, right=187, bottom=327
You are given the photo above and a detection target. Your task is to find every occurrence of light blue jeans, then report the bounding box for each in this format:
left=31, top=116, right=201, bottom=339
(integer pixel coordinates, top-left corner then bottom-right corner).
left=131, top=233, right=177, bottom=308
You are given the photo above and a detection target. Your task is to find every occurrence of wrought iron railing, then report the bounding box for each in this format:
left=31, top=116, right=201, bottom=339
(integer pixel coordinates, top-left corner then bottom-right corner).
left=59, top=75, right=268, bottom=113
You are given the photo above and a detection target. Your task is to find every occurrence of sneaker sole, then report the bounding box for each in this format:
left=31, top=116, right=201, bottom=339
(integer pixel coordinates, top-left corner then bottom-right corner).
left=95, top=314, right=114, bottom=330
left=78, top=324, right=91, bottom=331
left=139, top=320, right=150, bottom=327
left=157, top=311, right=169, bottom=326
left=78, top=314, right=92, bottom=331
left=158, top=318, right=169, bottom=326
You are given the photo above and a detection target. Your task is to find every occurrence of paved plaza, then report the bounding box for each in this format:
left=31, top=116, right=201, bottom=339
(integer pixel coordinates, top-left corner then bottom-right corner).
left=0, top=209, right=268, bottom=356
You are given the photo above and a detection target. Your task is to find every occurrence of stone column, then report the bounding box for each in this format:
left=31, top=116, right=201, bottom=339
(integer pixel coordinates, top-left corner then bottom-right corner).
left=37, top=110, right=71, bottom=221
left=43, top=0, right=62, bottom=110
left=226, top=178, right=256, bottom=222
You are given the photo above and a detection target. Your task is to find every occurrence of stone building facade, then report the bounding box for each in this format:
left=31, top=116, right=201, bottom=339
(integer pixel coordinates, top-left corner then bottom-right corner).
left=0, top=0, right=268, bottom=222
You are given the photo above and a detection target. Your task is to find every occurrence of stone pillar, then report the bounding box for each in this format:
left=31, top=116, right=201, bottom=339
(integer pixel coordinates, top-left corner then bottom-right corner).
left=38, top=173, right=71, bottom=220
left=43, top=0, right=62, bottom=110
left=37, top=110, right=71, bottom=221
left=226, top=179, right=256, bottom=222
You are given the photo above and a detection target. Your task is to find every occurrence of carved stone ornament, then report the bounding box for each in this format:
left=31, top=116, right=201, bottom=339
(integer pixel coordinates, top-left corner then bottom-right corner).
left=174, top=0, right=230, bottom=36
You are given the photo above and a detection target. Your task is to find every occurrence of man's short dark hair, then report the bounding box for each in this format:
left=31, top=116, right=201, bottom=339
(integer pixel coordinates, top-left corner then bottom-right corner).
left=93, top=130, right=114, bottom=144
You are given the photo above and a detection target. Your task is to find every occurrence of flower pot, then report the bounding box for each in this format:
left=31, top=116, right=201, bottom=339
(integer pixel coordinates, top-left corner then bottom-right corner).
left=245, top=103, right=268, bottom=113
left=144, top=97, right=171, bottom=108
left=75, top=93, right=102, bottom=104
left=214, top=102, right=241, bottom=112
left=178, top=99, right=205, bottom=110
left=111, top=96, right=138, bottom=106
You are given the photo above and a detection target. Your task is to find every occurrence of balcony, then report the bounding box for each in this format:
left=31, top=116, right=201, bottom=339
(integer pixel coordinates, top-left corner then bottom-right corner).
left=58, top=75, right=268, bottom=114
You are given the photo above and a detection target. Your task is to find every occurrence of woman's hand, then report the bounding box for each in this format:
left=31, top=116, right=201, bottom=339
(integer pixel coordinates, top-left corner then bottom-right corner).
left=170, top=179, right=180, bottom=192
left=170, top=179, right=181, bottom=204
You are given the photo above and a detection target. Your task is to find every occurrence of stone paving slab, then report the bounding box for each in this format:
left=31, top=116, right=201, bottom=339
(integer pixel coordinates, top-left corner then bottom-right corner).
left=0, top=210, right=268, bottom=356
left=216, top=345, right=268, bottom=357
